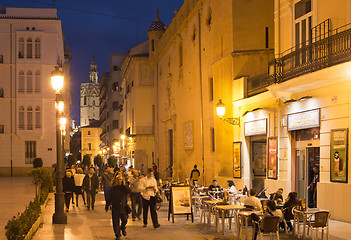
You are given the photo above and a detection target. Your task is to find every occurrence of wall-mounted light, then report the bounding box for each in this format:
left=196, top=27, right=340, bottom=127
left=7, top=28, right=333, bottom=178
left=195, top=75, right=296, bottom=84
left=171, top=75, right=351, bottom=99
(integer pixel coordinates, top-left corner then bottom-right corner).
left=298, top=96, right=312, bottom=101
left=216, top=99, right=240, bottom=126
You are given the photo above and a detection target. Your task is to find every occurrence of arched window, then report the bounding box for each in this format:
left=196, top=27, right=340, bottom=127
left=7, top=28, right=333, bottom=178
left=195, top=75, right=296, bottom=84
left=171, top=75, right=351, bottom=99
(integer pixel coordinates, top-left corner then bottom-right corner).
left=84, top=96, right=87, bottom=105
left=19, top=38, right=24, bottom=58
left=18, top=71, right=25, bottom=93
left=26, top=38, right=32, bottom=58
left=27, top=106, right=33, bottom=130
left=35, top=106, right=41, bottom=129
left=19, top=106, right=25, bottom=129
left=35, top=71, right=40, bottom=92
left=27, top=71, right=32, bottom=93
left=35, top=38, right=40, bottom=59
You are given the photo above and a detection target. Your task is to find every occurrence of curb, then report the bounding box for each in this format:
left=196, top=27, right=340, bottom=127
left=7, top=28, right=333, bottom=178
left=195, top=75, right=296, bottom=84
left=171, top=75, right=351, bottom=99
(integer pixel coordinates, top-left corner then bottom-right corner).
left=23, top=192, right=54, bottom=240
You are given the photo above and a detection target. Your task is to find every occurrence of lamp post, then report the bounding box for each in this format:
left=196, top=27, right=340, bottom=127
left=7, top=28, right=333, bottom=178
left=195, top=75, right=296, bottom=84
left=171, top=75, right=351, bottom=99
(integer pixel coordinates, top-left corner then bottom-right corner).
left=216, top=99, right=240, bottom=126
left=51, top=66, right=67, bottom=224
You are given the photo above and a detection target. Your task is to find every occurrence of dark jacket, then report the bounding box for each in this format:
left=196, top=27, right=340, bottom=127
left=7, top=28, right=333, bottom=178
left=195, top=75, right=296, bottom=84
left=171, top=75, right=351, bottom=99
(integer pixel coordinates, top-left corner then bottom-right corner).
left=283, top=199, right=299, bottom=220
left=106, top=185, right=131, bottom=210
left=101, top=172, right=113, bottom=188
left=82, top=173, right=99, bottom=192
left=62, top=176, right=75, bottom=193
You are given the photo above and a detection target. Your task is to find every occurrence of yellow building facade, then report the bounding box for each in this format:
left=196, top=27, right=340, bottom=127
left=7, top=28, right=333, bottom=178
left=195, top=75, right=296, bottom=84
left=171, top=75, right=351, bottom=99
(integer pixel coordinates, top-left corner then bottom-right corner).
left=81, top=122, right=102, bottom=164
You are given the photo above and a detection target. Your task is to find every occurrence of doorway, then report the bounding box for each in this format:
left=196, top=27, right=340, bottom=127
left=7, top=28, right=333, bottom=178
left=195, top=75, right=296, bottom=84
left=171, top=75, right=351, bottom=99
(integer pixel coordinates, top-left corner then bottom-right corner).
left=252, top=140, right=267, bottom=192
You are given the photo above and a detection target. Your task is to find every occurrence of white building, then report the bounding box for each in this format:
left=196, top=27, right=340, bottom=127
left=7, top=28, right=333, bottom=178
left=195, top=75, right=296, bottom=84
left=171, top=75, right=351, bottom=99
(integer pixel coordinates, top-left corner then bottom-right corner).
left=0, top=6, right=69, bottom=175
left=80, top=57, right=100, bottom=127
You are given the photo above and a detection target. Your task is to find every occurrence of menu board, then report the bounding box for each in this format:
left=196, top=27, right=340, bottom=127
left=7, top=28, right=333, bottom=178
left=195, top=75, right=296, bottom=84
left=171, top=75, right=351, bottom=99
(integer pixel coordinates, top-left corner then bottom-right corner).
left=268, top=137, right=278, bottom=179
left=171, top=186, right=192, bottom=214
left=233, top=142, right=241, bottom=178
left=330, top=129, right=348, bottom=183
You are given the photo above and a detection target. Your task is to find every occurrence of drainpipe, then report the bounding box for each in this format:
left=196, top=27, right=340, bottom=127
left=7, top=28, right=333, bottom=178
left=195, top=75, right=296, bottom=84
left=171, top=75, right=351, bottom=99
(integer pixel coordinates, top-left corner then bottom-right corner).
left=10, top=23, right=13, bottom=176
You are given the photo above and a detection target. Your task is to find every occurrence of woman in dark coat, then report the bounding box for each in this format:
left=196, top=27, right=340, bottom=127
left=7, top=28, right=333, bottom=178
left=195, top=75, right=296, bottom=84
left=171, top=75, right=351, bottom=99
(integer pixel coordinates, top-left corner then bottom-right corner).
left=283, top=191, right=299, bottom=231
left=63, top=170, right=75, bottom=212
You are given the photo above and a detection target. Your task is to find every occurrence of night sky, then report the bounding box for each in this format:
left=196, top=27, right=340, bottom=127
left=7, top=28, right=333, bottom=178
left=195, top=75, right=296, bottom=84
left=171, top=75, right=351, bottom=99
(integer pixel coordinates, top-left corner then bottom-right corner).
left=0, top=0, right=183, bottom=125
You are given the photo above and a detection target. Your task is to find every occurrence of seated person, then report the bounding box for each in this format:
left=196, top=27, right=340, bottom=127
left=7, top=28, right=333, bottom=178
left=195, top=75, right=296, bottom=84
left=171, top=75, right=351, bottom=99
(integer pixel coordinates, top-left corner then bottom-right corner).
left=209, top=179, right=222, bottom=198
left=282, top=191, right=299, bottom=232
left=244, top=189, right=262, bottom=211
left=251, top=200, right=283, bottom=240
left=269, top=188, right=284, bottom=203
left=227, top=180, right=238, bottom=194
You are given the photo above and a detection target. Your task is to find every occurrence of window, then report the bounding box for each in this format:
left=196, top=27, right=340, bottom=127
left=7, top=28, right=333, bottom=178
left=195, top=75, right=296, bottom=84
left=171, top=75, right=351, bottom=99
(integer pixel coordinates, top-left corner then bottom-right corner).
left=35, top=71, right=40, bottom=92
left=35, top=38, right=40, bottom=58
left=0, top=88, right=3, bottom=98
left=26, top=38, right=32, bottom=58
left=151, top=39, right=155, bottom=52
left=19, top=106, right=24, bottom=129
left=113, top=66, right=118, bottom=71
left=211, top=128, right=215, bottom=152
left=0, top=55, right=3, bottom=63
left=112, top=120, right=119, bottom=129
left=25, top=141, right=36, bottom=164
left=18, top=71, right=25, bottom=93
left=27, top=70, right=33, bottom=93
left=35, top=106, right=40, bottom=129
left=88, top=143, right=92, bottom=150
left=27, top=106, right=33, bottom=130
left=84, top=96, right=87, bottom=105
left=295, top=0, right=311, bottom=20
left=112, top=82, right=118, bottom=91
left=112, top=101, right=119, bottom=110
left=88, top=131, right=91, bottom=135
left=265, top=27, right=269, bottom=48
left=19, top=38, right=24, bottom=58
left=209, top=78, right=213, bottom=101
left=179, top=43, right=183, bottom=67
left=0, top=125, right=4, bottom=134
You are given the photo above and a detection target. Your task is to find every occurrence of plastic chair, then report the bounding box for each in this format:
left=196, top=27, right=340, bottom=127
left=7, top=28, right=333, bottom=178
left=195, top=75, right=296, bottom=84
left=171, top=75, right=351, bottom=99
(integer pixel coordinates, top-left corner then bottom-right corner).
left=199, top=197, right=211, bottom=224
left=307, top=211, right=330, bottom=240
left=254, top=215, right=281, bottom=240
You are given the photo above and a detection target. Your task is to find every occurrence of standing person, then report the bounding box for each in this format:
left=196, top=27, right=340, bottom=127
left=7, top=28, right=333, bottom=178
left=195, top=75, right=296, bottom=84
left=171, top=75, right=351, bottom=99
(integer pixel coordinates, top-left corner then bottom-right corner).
left=69, top=165, right=76, bottom=205
left=83, top=165, right=89, bottom=175
left=62, top=171, right=75, bottom=212
left=129, top=170, right=143, bottom=221
left=83, top=166, right=99, bottom=210
left=140, top=168, right=160, bottom=228
left=152, top=163, right=159, bottom=181
left=101, top=166, right=114, bottom=204
left=106, top=174, right=131, bottom=240
left=190, top=165, right=200, bottom=185
left=307, top=166, right=319, bottom=207
left=74, top=168, right=86, bottom=206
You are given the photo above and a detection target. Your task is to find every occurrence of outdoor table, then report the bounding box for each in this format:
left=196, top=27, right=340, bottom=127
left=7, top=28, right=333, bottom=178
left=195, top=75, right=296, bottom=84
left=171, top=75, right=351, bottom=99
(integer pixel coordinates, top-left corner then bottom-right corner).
left=203, top=199, right=224, bottom=226
left=215, top=204, right=245, bottom=234
left=293, top=208, right=325, bottom=240
left=237, top=210, right=262, bottom=240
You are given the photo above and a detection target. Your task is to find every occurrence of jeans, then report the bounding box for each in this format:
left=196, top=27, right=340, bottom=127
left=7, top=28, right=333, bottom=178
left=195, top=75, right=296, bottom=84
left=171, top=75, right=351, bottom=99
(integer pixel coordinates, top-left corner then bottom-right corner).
left=64, top=192, right=73, bottom=209
left=104, top=186, right=112, bottom=205
left=112, top=207, right=128, bottom=237
left=142, top=196, right=158, bottom=226
left=86, top=190, right=96, bottom=209
left=130, top=192, right=142, bottom=218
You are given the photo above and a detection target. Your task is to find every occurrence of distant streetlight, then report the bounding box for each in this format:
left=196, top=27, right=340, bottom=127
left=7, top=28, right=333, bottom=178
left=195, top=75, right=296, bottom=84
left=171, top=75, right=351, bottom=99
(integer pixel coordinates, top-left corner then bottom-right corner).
left=51, top=65, right=67, bottom=224
left=216, top=99, right=240, bottom=126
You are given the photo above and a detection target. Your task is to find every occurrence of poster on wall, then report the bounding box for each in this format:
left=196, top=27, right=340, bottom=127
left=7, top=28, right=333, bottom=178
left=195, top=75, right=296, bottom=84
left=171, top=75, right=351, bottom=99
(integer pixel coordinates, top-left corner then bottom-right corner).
left=330, top=129, right=348, bottom=183
left=184, top=121, right=194, bottom=150
left=253, top=142, right=267, bottom=176
left=171, top=186, right=192, bottom=214
left=268, top=137, right=278, bottom=179
left=233, top=142, right=241, bottom=178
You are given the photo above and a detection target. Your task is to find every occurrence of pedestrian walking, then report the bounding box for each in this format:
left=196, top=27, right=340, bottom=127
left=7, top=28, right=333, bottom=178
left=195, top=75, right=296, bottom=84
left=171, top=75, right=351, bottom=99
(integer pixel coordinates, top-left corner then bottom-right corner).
left=105, top=174, right=131, bottom=240
left=82, top=166, right=99, bottom=210
left=62, top=170, right=75, bottom=212
left=129, top=169, right=143, bottom=221
left=140, top=168, right=160, bottom=228
left=74, top=167, right=86, bottom=206
left=101, top=166, right=113, bottom=204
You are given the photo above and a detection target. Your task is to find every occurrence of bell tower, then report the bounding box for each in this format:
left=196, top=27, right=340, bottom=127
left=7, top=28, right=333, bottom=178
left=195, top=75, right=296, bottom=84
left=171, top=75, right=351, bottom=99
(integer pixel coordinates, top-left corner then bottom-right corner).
left=147, top=10, right=166, bottom=59
left=89, top=57, right=98, bottom=83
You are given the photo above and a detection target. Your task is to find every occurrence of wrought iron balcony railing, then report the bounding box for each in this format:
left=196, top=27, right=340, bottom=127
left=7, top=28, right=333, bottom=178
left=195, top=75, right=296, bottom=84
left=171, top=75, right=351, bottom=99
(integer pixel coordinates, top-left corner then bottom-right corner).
left=269, top=19, right=351, bottom=84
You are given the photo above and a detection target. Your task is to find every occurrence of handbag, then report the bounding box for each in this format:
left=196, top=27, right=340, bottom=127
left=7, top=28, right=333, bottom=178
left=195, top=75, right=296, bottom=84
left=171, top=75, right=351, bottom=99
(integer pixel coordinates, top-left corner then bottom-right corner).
left=155, top=193, right=163, bottom=204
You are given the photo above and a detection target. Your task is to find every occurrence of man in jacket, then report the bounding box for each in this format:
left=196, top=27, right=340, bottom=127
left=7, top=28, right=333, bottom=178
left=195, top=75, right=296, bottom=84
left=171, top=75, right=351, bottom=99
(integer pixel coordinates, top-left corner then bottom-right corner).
left=101, top=166, right=114, bottom=204
left=106, top=174, right=131, bottom=240
left=83, top=166, right=99, bottom=210
left=129, top=169, right=143, bottom=221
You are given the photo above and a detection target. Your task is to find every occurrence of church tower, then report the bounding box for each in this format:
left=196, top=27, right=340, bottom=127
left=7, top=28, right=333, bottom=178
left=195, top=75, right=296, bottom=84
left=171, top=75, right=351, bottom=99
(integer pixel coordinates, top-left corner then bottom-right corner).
left=80, top=57, right=100, bottom=127
left=147, top=10, right=166, bottom=59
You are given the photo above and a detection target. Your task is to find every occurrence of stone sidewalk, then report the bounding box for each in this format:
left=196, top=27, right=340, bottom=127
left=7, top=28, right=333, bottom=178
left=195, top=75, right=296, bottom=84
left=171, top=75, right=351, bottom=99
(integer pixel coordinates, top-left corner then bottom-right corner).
left=32, top=192, right=351, bottom=240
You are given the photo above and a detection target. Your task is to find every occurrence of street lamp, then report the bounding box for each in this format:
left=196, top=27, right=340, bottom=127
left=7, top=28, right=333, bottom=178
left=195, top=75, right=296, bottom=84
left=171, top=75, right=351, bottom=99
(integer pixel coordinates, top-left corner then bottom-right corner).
left=51, top=66, right=67, bottom=224
left=216, top=99, right=240, bottom=126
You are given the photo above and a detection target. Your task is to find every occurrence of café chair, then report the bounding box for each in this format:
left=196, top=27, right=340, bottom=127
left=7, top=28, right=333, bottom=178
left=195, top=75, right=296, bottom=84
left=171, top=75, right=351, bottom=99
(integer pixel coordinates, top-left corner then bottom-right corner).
left=307, top=211, right=330, bottom=240
left=292, top=207, right=306, bottom=237
left=199, top=196, right=211, bottom=224
left=253, top=215, right=281, bottom=240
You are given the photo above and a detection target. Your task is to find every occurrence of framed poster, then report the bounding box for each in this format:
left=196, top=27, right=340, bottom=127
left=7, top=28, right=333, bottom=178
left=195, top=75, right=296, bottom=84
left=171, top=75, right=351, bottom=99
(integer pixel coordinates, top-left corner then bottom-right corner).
left=171, top=186, right=192, bottom=214
left=233, top=141, right=241, bottom=178
left=330, top=129, right=348, bottom=183
left=267, top=137, right=278, bottom=179
left=184, top=121, right=194, bottom=150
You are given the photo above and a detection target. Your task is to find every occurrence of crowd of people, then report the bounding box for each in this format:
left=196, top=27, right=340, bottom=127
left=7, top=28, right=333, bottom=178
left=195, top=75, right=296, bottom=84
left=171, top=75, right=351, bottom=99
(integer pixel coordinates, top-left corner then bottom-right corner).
left=62, top=163, right=160, bottom=240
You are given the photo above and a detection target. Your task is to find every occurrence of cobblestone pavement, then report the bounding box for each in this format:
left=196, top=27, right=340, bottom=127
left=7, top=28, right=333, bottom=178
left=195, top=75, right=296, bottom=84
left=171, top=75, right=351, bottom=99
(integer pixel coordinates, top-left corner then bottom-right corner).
left=31, top=191, right=351, bottom=240
left=0, top=177, right=36, bottom=239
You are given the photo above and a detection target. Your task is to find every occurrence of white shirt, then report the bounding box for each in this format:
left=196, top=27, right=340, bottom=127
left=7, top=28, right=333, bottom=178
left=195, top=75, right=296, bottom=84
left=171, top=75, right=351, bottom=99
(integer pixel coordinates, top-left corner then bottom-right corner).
left=74, top=174, right=85, bottom=186
left=140, top=176, right=157, bottom=200
left=244, top=196, right=262, bottom=211
left=228, top=185, right=238, bottom=194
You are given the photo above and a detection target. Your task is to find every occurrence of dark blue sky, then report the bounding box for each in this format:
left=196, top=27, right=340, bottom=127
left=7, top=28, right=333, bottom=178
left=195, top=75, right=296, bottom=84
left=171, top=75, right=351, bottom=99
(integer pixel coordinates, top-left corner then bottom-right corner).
left=0, top=0, right=183, bottom=125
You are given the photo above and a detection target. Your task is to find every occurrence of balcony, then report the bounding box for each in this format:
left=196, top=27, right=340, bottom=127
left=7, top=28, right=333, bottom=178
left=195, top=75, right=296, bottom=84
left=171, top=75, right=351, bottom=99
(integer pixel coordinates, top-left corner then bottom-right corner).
left=269, top=19, right=351, bottom=84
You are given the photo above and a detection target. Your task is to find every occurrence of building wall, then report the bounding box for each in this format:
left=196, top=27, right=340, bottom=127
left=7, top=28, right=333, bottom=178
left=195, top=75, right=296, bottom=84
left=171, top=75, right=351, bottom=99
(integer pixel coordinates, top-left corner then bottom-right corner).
left=0, top=7, right=66, bottom=176
left=81, top=127, right=102, bottom=163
